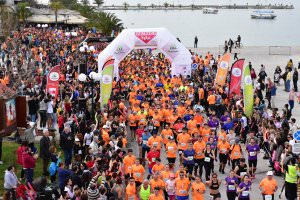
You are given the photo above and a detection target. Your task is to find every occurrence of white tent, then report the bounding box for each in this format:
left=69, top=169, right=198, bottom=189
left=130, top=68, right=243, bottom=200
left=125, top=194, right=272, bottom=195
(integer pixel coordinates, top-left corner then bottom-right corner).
left=97, top=27, right=192, bottom=78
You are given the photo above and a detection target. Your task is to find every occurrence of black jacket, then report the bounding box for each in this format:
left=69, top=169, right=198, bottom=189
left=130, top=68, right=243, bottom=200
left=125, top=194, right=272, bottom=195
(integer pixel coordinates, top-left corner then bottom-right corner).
left=60, top=131, right=74, bottom=150
left=39, top=136, right=51, bottom=159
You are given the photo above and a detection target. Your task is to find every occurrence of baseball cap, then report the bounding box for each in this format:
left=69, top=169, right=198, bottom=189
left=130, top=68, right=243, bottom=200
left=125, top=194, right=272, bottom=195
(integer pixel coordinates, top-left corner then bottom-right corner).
left=266, top=171, right=273, bottom=176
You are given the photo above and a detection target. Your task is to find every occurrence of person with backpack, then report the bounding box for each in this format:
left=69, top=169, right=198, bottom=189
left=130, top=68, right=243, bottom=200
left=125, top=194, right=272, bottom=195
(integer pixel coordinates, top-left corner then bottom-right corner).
left=284, top=157, right=298, bottom=200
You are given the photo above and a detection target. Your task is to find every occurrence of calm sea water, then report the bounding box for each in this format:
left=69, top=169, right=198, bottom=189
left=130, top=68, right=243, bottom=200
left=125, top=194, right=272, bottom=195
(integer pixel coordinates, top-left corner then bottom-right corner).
left=104, top=0, right=300, bottom=47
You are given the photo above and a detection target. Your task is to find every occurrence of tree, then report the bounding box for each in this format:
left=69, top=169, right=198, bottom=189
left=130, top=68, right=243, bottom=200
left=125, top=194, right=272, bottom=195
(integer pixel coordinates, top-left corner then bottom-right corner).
left=137, top=3, right=141, bottom=9
left=0, top=4, right=17, bottom=39
left=50, top=1, right=64, bottom=27
left=17, top=2, right=31, bottom=24
left=151, top=3, right=155, bottom=8
left=94, top=0, right=103, bottom=8
left=82, top=0, right=89, bottom=6
left=87, top=12, right=123, bottom=35
left=164, top=2, right=169, bottom=8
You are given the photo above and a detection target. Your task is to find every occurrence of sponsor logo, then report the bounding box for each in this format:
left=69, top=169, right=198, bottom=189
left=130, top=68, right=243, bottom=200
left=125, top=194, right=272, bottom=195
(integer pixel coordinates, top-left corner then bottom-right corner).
left=232, top=68, right=242, bottom=77
left=49, top=72, right=60, bottom=81
left=244, top=75, right=252, bottom=85
left=135, top=32, right=157, bottom=44
left=219, top=61, right=229, bottom=69
left=168, top=43, right=178, bottom=52
left=114, top=46, right=125, bottom=54
left=102, top=75, right=112, bottom=84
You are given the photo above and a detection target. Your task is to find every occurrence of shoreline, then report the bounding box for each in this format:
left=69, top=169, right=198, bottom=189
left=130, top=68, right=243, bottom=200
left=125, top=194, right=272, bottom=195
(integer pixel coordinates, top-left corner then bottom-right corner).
left=100, top=4, right=294, bottom=11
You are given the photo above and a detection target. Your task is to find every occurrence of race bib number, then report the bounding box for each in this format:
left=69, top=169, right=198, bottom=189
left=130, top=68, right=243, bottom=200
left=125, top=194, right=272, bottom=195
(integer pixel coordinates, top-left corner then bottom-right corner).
left=209, top=195, right=214, bottom=200
left=168, top=146, right=174, bottom=151
left=264, top=195, right=272, bottom=200
left=228, top=185, right=235, bottom=191
left=179, top=151, right=183, bottom=154
left=234, top=152, right=239, bottom=157
left=204, top=157, right=211, bottom=162
left=152, top=158, right=156, bottom=162
left=242, top=191, right=249, bottom=197
left=249, top=152, right=256, bottom=156
left=181, top=143, right=186, bottom=147
left=135, top=172, right=141, bottom=177
left=153, top=142, right=158, bottom=146
left=128, top=196, right=135, bottom=200
left=197, top=152, right=203, bottom=157
left=179, top=190, right=186, bottom=195
left=240, top=172, right=247, bottom=177
left=188, top=156, right=194, bottom=161
left=78, top=150, right=82, bottom=155
left=221, top=149, right=226, bottom=153
left=143, top=140, right=147, bottom=145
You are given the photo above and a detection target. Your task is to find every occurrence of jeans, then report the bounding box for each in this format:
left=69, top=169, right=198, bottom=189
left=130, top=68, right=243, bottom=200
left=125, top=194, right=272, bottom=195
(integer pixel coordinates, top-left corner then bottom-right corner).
left=39, top=110, right=47, bottom=128
left=63, top=149, right=73, bottom=166
left=289, top=100, right=295, bottom=111
left=30, top=114, right=37, bottom=122
left=286, top=80, right=291, bottom=92
left=194, top=159, right=204, bottom=177
left=24, top=168, right=34, bottom=184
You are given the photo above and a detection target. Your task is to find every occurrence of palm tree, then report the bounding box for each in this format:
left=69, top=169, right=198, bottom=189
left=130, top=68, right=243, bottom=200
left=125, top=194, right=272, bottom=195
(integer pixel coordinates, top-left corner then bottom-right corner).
left=50, top=1, right=64, bottom=27
left=88, top=12, right=123, bottom=35
left=16, top=2, right=31, bottom=24
left=94, top=0, right=103, bottom=7
left=151, top=3, right=155, bottom=8
left=137, top=3, right=141, bottom=9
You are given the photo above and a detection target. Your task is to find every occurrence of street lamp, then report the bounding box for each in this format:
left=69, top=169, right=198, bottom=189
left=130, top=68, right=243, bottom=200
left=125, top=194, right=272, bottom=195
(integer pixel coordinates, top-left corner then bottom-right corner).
left=79, top=44, right=95, bottom=74
left=78, top=72, right=102, bottom=121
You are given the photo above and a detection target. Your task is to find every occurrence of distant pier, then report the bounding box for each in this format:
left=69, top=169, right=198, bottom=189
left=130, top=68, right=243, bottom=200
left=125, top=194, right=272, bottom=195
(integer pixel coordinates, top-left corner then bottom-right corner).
left=100, top=4, right=294, bottom=11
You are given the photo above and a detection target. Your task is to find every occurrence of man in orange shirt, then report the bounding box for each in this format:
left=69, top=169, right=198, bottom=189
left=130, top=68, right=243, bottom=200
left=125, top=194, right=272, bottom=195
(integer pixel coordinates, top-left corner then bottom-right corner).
left=150, top=173, right=165, bottom=196
left=177, top=128, right=191, bottom=162
left=193, top=135, right=206, bottom=178
left=175, top=171, right=190, bottom=200
left=152, top=158, right=165, bottom=175
left=187, top=115, right=197, bottom=132
left=217, top=137, right=230, bottom=174
left=123, top=149, right=136, bottom=181
left=192, top=176, right=206, bottom=200
left=126, top=177, right=137, bottom=200
left=147, top=132, right=163, bottom=152
left=161, top=125, right=173, bottom=145
left=128, top=111, right=138, bottom=139
left=166, top=137, right=177, bottom=167
left=259, top=171, right=278, bottom=200
left=207, top=91, right=216, bottom=111
left=149, top=187, right=164, bottom=200
left=131, top=159, right=145, bottom=187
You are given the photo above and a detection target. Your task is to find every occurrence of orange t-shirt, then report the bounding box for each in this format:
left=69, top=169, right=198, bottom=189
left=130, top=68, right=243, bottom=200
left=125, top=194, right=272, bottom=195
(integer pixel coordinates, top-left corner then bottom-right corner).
left=177, top=133, right=191, bottom=150
left=175, top=178, right=190, bottom=197
left=166, top=142, right=177, bottom=158
left=126, top=183, right=137, bottom=200
left=131, top=164, right=145, bottom=183
left=259, top=177, right=278, bottom=195
left=152, top=163, right=165, bottom=175
left=193, top=141, right=206, bottom=159
left=161, top=129, right=173, bottom=144
left=207, top=95, right=216, bottom=105
left=123, top=155, right=136, bottom=174
left=217, top=142, right=230, bottom=154
left=150, top=179, right=165, bottom=195
left=192, top=182, right=206, bottom=200
left=147, top=136, right=163, bottom=150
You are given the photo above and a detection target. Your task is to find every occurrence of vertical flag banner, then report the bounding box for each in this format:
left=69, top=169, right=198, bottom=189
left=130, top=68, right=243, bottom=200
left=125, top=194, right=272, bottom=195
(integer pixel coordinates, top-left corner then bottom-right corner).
left=101, top=57, right=114, bottom=107
left=229, top=59, right=245, bottom=98
left=215, top=53, right=231, bottom=86
left=243, top=65, right=254, bottom=117
left=46, top=65, right=61, bottom=98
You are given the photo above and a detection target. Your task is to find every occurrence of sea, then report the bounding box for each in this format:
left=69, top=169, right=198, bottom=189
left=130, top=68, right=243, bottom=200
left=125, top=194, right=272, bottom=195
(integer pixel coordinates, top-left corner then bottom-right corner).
left=37, top=0, right=300, bottom=47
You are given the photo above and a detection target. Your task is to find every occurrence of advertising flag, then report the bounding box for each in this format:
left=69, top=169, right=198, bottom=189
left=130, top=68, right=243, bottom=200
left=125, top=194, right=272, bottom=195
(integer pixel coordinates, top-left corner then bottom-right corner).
left=243, top=65, right=254, bottom=117
left=46, top=65, right=61, bottom=98
left=215, top=53, right=231, bottom=86
left=101, top=57, right=114, bottom=107
left=229, top=59, right=245, bottom=98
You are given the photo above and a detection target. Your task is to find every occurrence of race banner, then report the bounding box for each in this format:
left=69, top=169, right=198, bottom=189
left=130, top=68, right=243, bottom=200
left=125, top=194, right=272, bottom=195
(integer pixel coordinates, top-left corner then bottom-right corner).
left=101, top=57, right=114, bottom=107
left=215, top=53, right=231, bottom=86
left=229, top=59, right=245, bottom=98
left=243, top=65, right=254, bottom=117
left=46, top=65, right=60, bottom=98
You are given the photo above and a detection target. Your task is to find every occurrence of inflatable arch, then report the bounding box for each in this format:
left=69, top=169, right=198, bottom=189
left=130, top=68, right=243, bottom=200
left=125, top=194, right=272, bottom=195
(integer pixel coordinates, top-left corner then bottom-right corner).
left=97, top=27, right=192, bottom=78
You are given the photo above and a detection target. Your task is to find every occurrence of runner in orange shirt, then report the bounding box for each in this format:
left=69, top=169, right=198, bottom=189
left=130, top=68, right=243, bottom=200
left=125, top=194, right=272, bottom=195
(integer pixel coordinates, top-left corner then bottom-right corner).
left=230, top=139, right=242, bottom=170
left=149, top=187, right=164, bottom=200
left=217, top=138, right=230, bottom=174
left=123, top=149, right=136, bottom=181
left=131, top=159, right=145, bottom=187
left=166, top=137, right=178, bottom=167
left=152, top=158, right=165, bottom=175
left=193, top=135, right=206, bottom=178
left=128, top=111, right=138, bottom=139
left=149, top=174, right=165, bottom=196
left=161, top=125, right=173, bottom=145
left=177, top=128, right=191, bottom=163
left=126, top=177, right=137, bottom=200
left=147, top=132, right=163, bottom=151
left=175, top=171, right=190, bottom=200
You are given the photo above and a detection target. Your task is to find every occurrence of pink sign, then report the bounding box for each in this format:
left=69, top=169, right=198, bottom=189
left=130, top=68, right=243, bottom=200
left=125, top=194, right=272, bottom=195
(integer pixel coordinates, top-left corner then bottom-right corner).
left=135, top=32, right=157, bottom=44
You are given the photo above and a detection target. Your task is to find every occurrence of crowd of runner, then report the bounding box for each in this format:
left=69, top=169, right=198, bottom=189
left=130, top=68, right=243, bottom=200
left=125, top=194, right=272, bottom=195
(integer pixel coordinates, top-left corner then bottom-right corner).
left=0, top=27, right=300, bottom=200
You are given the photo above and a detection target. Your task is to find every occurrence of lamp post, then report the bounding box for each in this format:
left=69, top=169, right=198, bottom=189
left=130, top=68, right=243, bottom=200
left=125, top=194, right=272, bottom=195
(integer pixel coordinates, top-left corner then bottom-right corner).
left=79, top=45, right=95, bottom=74
left=78, top=72, right=102, bottom=121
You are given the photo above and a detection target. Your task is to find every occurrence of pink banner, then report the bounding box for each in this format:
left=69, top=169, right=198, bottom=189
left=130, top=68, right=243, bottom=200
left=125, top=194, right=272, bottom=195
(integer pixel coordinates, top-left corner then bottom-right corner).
left=46, top=65, right=61, bottom=98
left=229, top=59, right=245, bottom=98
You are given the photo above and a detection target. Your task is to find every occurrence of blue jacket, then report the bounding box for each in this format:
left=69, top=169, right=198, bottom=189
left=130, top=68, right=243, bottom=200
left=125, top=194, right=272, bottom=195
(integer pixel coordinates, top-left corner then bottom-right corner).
left=142, top=133, right=152, bottom=148
left=58, top=167, right=72, bottom=189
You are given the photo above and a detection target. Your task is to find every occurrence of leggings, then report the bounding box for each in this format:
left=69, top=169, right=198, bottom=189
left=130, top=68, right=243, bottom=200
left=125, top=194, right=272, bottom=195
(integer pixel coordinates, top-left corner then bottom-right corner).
left=204, top=162, right=213, bottom=180
left=227, top=192, right=237, bottom=200
left=39, top=110, right=47, bottom=128
left=194, top=159, right=204, bottom=177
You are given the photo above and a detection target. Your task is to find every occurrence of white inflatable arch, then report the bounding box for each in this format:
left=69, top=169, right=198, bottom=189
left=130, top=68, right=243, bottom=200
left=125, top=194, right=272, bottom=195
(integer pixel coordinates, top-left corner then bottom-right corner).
left=98, top=27, right=192, bottom=78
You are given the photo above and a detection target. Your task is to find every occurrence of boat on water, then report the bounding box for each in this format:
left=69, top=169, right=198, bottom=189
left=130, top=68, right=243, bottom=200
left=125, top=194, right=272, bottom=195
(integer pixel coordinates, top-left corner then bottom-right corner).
left=203, top=8, right=218, bottom=14
left=251, top=10, right=277, bottom=19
